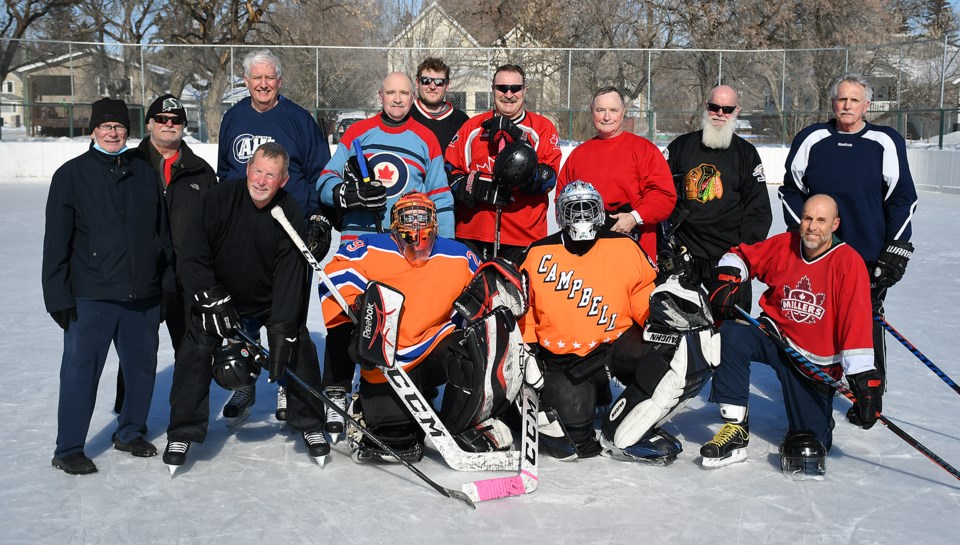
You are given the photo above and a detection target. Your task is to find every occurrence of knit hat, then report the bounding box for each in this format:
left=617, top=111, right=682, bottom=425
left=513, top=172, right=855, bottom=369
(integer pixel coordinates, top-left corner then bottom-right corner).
left=145, top=94, right=187, bottom=124
left=89, top=98, right=130, bottom=131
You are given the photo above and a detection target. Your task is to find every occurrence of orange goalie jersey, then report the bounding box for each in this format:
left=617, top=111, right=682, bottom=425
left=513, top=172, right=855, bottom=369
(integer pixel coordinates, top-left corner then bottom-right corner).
left=519, top=231, right=658, bottom=357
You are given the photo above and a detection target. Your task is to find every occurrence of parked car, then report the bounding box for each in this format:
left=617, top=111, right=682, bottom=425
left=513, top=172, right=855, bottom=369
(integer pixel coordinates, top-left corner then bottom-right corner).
left=330, top=111, right=367, bottom=144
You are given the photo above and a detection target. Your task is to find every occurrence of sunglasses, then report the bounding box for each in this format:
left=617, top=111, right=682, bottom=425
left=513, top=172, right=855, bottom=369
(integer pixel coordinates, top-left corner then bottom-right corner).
left=494, top=84, right=524, bottom=94
left=152, top=114, right=185, bottom=126
left=706, top=102, right=737, bottom=114
left=418, top=76, right=447, bottom=87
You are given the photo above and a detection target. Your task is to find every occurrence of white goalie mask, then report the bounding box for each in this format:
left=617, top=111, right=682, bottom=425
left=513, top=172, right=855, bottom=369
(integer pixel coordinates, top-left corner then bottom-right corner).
left=556, top=180, right=605, bottom=241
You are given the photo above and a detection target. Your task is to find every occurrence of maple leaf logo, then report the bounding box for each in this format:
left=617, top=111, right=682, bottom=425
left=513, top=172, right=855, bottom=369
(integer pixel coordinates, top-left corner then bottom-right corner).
left=376, top=164, right=394, bottom=182
left=781, top=275, right=826, bottom=324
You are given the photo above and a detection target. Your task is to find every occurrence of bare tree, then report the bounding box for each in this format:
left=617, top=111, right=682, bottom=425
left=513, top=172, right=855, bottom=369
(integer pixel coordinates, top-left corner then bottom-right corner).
left=1, top=0, right=78, bottom=83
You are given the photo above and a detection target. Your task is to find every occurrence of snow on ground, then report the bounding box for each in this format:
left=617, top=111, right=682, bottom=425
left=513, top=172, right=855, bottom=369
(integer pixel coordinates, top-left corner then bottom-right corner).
left=0, top=183, right=957, bottom=545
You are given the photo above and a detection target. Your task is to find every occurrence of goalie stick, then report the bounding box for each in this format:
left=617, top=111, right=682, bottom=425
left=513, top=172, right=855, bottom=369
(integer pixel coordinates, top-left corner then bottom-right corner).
left=271, top=206, right=526, bottom=473
left=735, top=305, right=960, bottom=483
left=234, top=328, right=476, bottom=509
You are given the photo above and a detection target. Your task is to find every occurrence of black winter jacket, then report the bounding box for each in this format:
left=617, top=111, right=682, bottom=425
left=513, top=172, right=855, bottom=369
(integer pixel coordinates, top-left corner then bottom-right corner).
left=42, top=144, right=176, bottom=312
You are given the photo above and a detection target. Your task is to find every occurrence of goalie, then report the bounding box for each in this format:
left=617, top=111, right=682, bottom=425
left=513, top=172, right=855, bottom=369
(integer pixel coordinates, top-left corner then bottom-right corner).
left=519, top=181, right=720, bottom=464
left=319, top=192, right=531, bottom=463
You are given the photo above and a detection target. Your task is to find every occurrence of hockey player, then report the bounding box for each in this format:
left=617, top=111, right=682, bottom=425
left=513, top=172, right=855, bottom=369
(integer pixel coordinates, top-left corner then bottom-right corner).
left=163, top=143, right=328, bottom=473
left=317, top=72, right=453, bottom=243
left=445, top=64, right=563, bottom=263
left=701, top=194, right=883, bottom=475
left=664, top=84, right=772, bottom=291
left=779, top=74, right=917, bottom=425
left=217, top=49, right=333, bottom=426
left=318, top=192, right=525, bottom=462
left=411, top=57, right=470, bottom=150
left=558, top=86, right=676, bottom=262
left=519, top=181, right=720, bottom=463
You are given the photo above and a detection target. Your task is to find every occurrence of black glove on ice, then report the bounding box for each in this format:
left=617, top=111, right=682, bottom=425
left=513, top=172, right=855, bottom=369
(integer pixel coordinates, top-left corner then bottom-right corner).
left=872, top=241, right=913, bottom=289
left=192, top=287, right=239, bottom=338
left=707, top=266, right=743, bottom=320
left=51, top=307, right=78, bottom=331
left=847, top=369, right=884, bottom=429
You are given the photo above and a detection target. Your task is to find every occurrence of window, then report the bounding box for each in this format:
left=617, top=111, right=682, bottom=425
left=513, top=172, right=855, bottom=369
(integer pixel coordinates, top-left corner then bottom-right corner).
left=3, top=81, right=12, bottom=93
left=32, top=75, right=72, bottom=96
left=97, top=76, right=133, bottom=96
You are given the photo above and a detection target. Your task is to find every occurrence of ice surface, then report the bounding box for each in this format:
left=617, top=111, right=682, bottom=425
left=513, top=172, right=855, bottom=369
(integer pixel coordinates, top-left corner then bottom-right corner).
left=1, top=182, right=957, bottom=545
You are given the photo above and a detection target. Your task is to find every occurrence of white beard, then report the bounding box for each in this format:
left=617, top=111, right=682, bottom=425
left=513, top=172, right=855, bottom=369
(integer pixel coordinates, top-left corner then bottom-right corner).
left=700, top=110, right=736, bottom=149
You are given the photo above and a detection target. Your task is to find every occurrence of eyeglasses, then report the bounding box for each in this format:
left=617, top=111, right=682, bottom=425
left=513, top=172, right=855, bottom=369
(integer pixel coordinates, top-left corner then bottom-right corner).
left=418, top=76, right=447, bottom=87
left=97, top=124, right=128, bottom=134
left=706, top=102, right=737, bottom=115
left=493, top=84, right=524, bottom=94
left=152, top=114, right=185, bottom=126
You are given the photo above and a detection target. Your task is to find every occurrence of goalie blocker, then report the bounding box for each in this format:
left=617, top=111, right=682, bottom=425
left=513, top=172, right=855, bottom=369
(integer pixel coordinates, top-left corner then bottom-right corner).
left=348, top=282, right=528, bottom=459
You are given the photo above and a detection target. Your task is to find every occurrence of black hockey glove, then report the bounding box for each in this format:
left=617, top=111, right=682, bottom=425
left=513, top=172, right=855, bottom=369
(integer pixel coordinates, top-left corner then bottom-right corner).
left=481, top=115, right=525, bottom=144
left=872, top=240, right=913, bottom=289
left=304, top=208, right=333, bottom=262
left=847, top=369, right=883, bottom=429
left=656, top=249, right=692, bottom=285
left=192, top=287, right=240, bottom=338
left=50, top=307, right=77, bottom=331
left=452, top=171, right=510, bottom=208
left=334, top=157, right=387, bottom=212
left=707, top=266, right=743, bottom=320
left=518, top=163, right=557, bottom=195
left=160, top=291, right=179, bottom=323
left=266, top=332, right=297, bottom=383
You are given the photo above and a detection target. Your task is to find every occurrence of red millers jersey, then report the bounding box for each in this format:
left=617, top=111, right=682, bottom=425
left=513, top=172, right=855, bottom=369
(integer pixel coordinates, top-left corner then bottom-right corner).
left=725, top=232, right=875, bottom=375
left=445, top=110, right=562, bottom=247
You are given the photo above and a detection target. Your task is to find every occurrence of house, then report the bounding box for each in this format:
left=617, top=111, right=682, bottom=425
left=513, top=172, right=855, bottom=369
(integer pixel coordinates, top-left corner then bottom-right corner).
left=387, top=1, right=564, bottom=120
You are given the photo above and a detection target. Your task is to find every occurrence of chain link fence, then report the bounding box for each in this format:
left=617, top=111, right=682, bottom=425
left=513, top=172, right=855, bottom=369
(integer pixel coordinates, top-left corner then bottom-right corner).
left=3, top=38, right=960, bottom=147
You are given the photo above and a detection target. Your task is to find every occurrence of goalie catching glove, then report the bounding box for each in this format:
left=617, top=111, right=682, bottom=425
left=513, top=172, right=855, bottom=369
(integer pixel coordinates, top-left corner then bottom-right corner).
left=453, top=257, right=529, bottom=322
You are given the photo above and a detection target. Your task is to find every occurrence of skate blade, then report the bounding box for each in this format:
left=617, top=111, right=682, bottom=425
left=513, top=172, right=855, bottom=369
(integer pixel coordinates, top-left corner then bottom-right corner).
left=601, top=448, right=677, bottom=466
left=225, top=410, right=251, bottom=428
left=166, top=464, right=180, bottom=476
left=311, top=455, right=328, bottom=468
left=699, top=449, right=747, bottom=469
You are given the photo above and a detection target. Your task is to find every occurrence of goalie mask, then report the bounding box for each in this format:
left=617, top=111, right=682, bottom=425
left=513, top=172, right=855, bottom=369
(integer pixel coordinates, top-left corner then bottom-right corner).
left=391, top=192, right=437, bottom=267
left=556, top=180, right=605, bottom=241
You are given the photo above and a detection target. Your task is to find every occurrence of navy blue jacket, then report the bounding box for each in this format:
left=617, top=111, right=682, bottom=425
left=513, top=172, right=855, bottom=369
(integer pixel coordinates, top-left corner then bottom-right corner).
left=42, top=144, right=176, bottom=312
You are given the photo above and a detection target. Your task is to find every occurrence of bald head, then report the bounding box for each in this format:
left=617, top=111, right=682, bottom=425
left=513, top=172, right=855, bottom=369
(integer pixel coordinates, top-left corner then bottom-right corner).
left=800, top=194, right=841, bottom=258
left=380, top=72, right=414, bottom=121
left=708, top=85, right=739, bottom=106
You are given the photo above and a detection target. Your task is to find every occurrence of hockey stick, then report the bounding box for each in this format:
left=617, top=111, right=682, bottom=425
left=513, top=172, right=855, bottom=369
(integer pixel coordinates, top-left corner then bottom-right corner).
left=271, top=207, right=521, bottom=472
left=461, top=384, right=539, bottom=501
left=875, top=314, right=960, bottom=397
left=270, top=206, right=356, bottom=323
left=351, top=138, right=383, bottom=234
left=735, top=306, right=960, bottom=483
left=234, top=328, right=476, bottom=509
left=494, top=205, right=502, bottom=259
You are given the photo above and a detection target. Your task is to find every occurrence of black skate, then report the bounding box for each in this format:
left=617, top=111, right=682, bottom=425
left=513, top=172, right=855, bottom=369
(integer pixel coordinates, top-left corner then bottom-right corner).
left=163, top=441, right=190, bottom=476
left=324, top=386, right=348, bottom=443
left=601, top=428, right=682, bottom=465
left=222, top=384, right=255, bottom=427
left=303, top=431, right=330, bottom=467
left=700, top=422, right=749, bottom=468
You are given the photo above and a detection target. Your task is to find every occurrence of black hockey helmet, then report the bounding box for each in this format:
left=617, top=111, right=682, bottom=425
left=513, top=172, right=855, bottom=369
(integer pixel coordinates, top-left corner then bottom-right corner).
left=212, top=341, right=261, bottom=391
left=779, top=432, right=826, bottom=477
left=493, top=140, right=538, bottom=188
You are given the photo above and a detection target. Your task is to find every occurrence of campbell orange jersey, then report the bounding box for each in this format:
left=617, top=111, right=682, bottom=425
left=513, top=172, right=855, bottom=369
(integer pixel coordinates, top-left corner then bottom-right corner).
left=520, top=231, right=657, bottom=357
left=319, top=233, right=482, bottom=382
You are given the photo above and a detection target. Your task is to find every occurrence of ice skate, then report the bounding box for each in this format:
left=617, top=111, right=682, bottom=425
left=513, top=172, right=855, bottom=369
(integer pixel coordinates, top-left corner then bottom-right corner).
left=275, top=386, right=287, bottom=422
left=601, top=428, right=682, bottom=465
left=323, top=386, right=347, bottom=444
left=303, top=431, right=330, bottom=468
left=222, top=384, right=255, bottom=427
left=163, top=441, right=190, bottom=476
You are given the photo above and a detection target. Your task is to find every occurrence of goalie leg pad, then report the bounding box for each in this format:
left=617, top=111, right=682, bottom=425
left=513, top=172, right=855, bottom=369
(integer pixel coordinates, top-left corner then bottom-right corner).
left=441, top=307, right=523, bottom=434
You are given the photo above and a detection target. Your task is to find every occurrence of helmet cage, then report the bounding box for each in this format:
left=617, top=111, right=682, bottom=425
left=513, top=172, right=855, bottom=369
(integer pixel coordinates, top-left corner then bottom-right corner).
left=391, top=193, right=438, bottom=266
left=556, top=181, right=605, bottom=241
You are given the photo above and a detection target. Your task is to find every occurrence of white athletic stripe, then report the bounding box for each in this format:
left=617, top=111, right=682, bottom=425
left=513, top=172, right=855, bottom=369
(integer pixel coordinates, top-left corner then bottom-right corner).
left=861, top=129, right=902, bottom=200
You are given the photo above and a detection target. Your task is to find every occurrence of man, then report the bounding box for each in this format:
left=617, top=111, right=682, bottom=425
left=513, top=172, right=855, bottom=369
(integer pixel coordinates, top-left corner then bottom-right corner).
left=112, top=94, right=218, bottom=415
left=700, top=195, right=882, bottom=475
left=163, top=143, right=327, bottom=472
left=779, top=74, right=918, bottom=424
left=317, top=193, right=523, bottom=462
left=42, top=98, right=175, bottom=475
left=664, top=84, right=772, bottom=291
left=317, top=72, right=453, bottom=243
left=217, top=49, right=333, bottom=423
left=519, top=181, right=719, bottom=463
left=558, top=86, right=676, bottom=262
left=411, top=57, right=469, bottom=150
left=446, top=64, right=563, bottom=263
